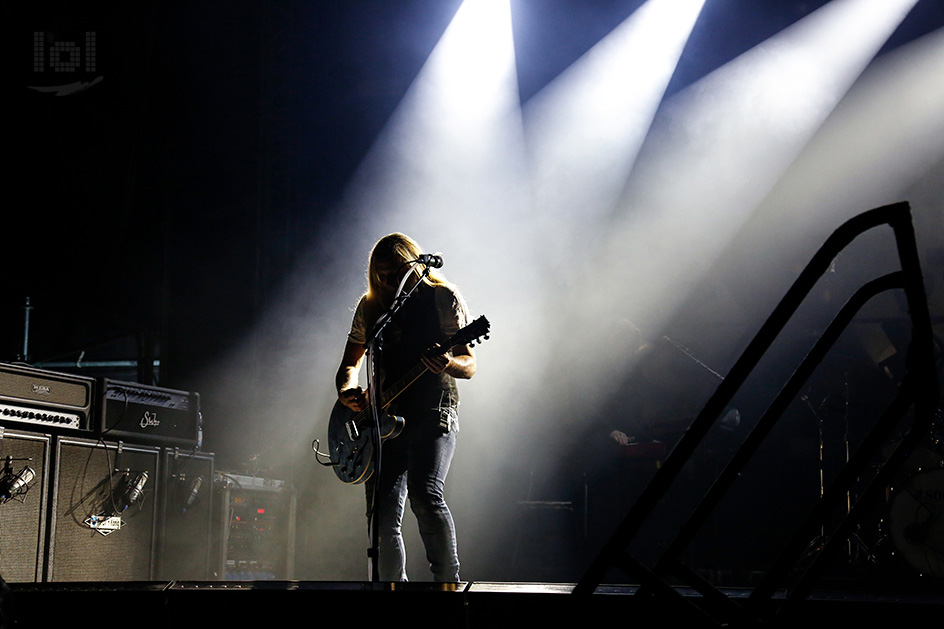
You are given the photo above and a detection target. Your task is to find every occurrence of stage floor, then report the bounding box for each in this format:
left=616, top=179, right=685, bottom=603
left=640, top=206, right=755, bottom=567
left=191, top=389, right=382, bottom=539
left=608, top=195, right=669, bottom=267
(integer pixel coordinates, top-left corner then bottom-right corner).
left=4, top=578, right=942, bottom=628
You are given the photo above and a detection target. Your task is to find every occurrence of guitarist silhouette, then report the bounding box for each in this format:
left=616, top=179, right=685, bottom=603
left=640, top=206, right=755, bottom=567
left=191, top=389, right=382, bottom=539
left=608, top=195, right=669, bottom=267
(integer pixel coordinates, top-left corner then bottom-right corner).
left=333, top=233, right=486, bottom=584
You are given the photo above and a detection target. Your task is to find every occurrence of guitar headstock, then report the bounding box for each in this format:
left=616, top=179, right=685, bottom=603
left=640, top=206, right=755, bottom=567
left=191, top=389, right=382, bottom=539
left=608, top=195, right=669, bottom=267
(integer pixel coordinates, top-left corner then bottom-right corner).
left=451, top=315, right=490, bottom=348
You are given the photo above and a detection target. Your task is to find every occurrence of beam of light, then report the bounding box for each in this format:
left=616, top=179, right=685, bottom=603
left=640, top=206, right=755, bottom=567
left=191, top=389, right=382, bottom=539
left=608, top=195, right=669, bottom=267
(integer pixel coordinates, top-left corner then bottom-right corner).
left=522, top=0, right=707, bottom=270
left=182, top=0, right=526, bottom=581
left=533, top=0, right=922, bottom=442
left=334, top=0, right=538, bottom=446
left=481, top=0, right=706, bottom=532
left=346, top=0, right=525, bottom=237
left=728, top=26, right=944, bottom=303
left=339, top=0, right=552, bottom=580
left=291, top=0, right=531, bottom=580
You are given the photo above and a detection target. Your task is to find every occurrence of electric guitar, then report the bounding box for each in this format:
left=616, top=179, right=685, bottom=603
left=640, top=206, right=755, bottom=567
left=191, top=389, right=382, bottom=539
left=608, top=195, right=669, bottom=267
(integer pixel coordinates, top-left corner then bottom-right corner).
left=327, top=315, right=490, bottom=484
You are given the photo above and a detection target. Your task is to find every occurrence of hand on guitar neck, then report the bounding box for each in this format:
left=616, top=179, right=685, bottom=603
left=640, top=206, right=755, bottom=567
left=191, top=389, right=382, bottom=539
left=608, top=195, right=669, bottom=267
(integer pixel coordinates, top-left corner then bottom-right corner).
left=337, top=343, right=471, bottom=414
left=421, top=342, right=476, bottom=379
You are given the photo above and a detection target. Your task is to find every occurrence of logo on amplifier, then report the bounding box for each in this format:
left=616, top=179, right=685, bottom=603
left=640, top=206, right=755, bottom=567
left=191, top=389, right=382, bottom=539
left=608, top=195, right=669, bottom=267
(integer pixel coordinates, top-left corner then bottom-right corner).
left=85, top=514, right=123, bottom=536
left=30, top=384, right=51, bottom=395
left=139, top=411, right=160, bottom=429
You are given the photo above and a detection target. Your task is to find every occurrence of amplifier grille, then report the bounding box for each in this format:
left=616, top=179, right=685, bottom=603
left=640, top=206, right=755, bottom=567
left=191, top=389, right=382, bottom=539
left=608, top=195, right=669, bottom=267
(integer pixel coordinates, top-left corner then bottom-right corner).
left=0, top=369, right=90, bottom=407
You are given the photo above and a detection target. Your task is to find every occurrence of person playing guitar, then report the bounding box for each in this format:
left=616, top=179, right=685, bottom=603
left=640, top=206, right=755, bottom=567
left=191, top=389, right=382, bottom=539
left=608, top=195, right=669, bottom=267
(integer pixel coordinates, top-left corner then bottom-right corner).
left=335, top=233, right=477, bottom=583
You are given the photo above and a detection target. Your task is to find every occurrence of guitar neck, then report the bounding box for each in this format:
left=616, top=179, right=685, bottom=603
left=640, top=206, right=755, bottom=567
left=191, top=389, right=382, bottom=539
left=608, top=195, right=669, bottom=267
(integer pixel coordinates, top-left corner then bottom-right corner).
left=379, top=362, right=429, bottom=410
left=349, top=360, right=430, bottom=429
left=371, top=315, right=488, bottom=414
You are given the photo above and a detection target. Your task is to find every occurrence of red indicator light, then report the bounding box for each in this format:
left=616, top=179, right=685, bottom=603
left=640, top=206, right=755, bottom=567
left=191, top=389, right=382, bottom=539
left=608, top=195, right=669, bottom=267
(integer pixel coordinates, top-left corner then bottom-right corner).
left=257, top=508, right=266, bottom=514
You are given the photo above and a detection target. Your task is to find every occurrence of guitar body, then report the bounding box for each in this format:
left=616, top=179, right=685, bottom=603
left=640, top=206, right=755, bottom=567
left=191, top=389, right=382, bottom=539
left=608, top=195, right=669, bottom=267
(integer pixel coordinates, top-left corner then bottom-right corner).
left=324, top=315, right=489, bottom=485
left=327, top=401, right=405, bottom=484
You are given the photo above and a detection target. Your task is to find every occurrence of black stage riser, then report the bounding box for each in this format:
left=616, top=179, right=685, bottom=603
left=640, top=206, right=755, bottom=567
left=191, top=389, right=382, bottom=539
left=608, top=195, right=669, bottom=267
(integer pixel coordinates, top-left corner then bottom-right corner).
left=4, top=583, right=942, bottom=629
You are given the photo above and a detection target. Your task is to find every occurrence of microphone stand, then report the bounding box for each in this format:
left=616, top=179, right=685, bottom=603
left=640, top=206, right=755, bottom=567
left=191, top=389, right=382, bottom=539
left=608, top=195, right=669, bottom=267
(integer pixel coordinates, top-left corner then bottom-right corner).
left=363, top=263, right=431, bottom=582
left=660, top=334, right=726, bottom=571
left=19, top=297, right=33, bottom=363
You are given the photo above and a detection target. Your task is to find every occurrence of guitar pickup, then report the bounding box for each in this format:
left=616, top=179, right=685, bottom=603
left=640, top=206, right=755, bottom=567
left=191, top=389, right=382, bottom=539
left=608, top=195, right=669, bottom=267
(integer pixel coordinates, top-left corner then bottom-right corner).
left=345, top=421, right=360, bottom=441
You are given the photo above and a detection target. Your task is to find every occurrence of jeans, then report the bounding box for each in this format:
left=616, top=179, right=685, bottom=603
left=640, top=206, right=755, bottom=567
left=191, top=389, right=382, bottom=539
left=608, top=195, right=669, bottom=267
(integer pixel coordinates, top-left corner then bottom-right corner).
left=366, top=407, right=459, bottom=582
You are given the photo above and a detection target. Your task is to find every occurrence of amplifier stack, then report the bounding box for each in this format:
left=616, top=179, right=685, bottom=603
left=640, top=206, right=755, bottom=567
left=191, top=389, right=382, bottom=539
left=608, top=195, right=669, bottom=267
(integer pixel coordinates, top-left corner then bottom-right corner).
left=0, top=362, right=213, bottom=583
left=0, top=363, right=203, bottom=446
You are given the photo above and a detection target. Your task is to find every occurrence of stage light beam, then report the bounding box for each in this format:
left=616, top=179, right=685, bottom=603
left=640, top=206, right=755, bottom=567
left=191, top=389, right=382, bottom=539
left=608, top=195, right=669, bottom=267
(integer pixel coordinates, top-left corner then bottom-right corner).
left=523, top=0, right=707, bottom=242
left=722, top=26, right=944, bottom=310
left=184, top=0, right=525, bottom=581
left=536, top=0, right=922, bottom=433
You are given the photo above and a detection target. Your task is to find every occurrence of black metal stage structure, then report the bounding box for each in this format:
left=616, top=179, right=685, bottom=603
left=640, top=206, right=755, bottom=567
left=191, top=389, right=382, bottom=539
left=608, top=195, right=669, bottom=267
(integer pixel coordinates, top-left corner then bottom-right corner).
left=2, top=203, right=941, bottom=626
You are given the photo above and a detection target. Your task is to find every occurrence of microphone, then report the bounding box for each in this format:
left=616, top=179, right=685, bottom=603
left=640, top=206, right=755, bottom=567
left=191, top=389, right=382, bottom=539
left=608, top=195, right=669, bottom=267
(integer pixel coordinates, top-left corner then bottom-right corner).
left=125, top=471, right=148, bottom=507
left=0, top=466, right=35, bottom=504
left=113, top=471, right=149, bottom=514
left=183, top=475, right=203, bottom=511
left=416, top=253, right=444, bottom=268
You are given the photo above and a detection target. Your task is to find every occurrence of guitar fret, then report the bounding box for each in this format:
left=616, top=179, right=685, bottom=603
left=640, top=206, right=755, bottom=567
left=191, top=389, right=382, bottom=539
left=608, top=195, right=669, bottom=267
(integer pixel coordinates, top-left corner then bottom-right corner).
left=380, top=365, right=428, bottom=409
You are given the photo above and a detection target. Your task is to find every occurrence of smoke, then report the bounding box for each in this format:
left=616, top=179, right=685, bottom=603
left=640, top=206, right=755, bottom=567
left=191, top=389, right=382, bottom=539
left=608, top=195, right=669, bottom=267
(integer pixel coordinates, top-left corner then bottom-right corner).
left=188, top=1, right=940, bottom=581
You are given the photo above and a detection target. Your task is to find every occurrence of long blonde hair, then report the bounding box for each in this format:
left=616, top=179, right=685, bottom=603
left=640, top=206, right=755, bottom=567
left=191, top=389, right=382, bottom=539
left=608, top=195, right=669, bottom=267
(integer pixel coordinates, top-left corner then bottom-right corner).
left=364, top=233, right=450, bottom=314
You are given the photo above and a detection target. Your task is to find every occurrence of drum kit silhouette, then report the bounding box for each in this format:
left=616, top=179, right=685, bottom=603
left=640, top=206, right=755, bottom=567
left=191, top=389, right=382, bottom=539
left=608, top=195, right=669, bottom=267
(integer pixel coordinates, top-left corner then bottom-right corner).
left=881, top=413, right=943, bottom=579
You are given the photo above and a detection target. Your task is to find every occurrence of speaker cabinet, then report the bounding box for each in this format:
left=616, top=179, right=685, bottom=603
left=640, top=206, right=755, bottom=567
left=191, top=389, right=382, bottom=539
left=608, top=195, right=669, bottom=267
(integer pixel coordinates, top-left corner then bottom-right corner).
left=0, top=429, right=52, bottom=582
left=47, top=437, right=160, bottom=581
left=159, top=449, right=214, bottom=580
